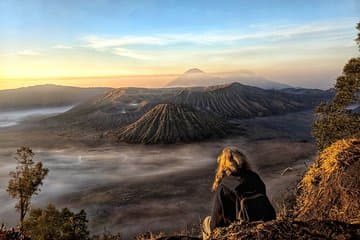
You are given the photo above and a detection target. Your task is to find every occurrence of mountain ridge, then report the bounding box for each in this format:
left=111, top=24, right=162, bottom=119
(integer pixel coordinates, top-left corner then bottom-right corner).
left=46, top=82, right=333, bottom=144
left=0, top=84, right=112, bottom=110
left=170, top=82, right=331, bottom=119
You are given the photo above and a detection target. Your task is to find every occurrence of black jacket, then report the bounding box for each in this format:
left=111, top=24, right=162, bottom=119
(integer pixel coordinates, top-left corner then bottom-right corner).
left=210, top=169, right=275, bottom=229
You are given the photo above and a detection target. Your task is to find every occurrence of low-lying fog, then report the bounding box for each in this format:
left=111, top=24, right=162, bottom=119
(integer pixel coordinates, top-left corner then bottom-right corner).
left=0, top=106, right=73, bottom=128
left=0, top=144, right=221, bottom=233
left=0, top=141, right=313, bottom=239
left=0, top=110, right=315, bottom=239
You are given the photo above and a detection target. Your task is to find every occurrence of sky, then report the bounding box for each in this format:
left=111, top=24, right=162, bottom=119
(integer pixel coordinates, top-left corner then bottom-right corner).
left=0, top=0, right=359, bottom=90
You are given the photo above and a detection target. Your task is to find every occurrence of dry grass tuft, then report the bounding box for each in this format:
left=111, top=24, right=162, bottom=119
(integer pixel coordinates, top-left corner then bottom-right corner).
left=296, top=138, right=360, bottom=223
left=211, top=220, right=360, bottom=240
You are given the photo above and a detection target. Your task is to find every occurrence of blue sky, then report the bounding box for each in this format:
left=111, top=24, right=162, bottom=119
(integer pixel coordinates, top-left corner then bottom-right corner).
left=0, top=0, right=359, bottom=89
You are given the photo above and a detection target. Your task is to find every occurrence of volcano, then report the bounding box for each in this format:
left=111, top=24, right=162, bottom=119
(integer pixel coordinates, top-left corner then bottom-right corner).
left=116, top=103, right=227, bottom=144
left=166, top=69, right=291, bottom=89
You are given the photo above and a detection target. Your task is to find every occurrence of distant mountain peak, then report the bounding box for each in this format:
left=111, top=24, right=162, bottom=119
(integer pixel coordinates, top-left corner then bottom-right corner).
left=184, top=68, right=204, bottom=74
left=166, top=70, right=292, bottom=89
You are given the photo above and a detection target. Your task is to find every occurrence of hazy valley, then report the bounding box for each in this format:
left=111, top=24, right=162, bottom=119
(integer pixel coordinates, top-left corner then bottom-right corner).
left=0, top=80, right=325, bottom=238
left=1, top=2, right=359, bottom=239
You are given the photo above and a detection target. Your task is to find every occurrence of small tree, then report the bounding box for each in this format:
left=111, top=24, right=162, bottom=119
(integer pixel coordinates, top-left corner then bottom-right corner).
left=7, top=147, right=49, bottom=227
left=313, top=22, right=360, bottom=150
left=23, top=204, right=90, bottom=240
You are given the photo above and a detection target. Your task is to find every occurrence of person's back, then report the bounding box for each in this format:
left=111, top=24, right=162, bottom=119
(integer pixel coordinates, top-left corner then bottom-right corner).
left=202, top=147, right=276, bottom=239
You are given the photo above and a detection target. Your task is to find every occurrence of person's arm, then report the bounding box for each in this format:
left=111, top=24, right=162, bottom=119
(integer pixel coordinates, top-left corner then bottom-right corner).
left=210, top=187, right=225, bottom=230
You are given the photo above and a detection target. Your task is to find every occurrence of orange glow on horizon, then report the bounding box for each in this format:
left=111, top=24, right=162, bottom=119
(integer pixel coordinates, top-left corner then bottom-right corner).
left=0, top=74, right=180, bottom=90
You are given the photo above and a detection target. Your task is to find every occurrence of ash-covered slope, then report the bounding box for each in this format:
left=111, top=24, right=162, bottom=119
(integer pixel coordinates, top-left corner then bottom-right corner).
left=117, top=103, right=227, bottom=144
left=171, top=83, right=330, bottom=119
left=48, top=87, right=179, bottom=130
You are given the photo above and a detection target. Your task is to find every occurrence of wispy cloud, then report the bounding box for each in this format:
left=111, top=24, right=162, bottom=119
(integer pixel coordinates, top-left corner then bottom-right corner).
left=82, top=20, right=354, bottom=49
left=113, top=48, right=152, bottom=60
left=79, top=19, right=355, bottom=61
left=1, top=49, right=43, bottom=57
left=83, top=36, right=166, bottom=49
left=16, top=50, right=41, bottom=56
left=53, top=44, right=72, bottom=49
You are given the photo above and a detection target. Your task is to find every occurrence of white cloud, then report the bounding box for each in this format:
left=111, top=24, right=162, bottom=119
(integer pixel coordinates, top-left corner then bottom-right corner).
left=78, top=19, right=355, bottom=62
left=82, top=19, right=354, bottom=49
left=16, top=50, right=41, bottom=56
left=83, top=36, right=166, bottom=49
left=53, top=44, right=72, bottom=49
left=113, top=48, right=152, bottom=60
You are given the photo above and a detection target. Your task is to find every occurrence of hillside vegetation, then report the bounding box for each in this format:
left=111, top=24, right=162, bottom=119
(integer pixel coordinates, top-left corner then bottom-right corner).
left=296, top=139, right=360, bottom=224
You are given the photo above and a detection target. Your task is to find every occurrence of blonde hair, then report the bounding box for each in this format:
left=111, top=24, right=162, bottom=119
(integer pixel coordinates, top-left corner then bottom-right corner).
left=212, top=147, right=250, bottom=191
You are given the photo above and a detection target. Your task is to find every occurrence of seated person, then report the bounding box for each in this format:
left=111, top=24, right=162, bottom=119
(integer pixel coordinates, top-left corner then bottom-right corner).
left=203, top=147, right=276, bottom=239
